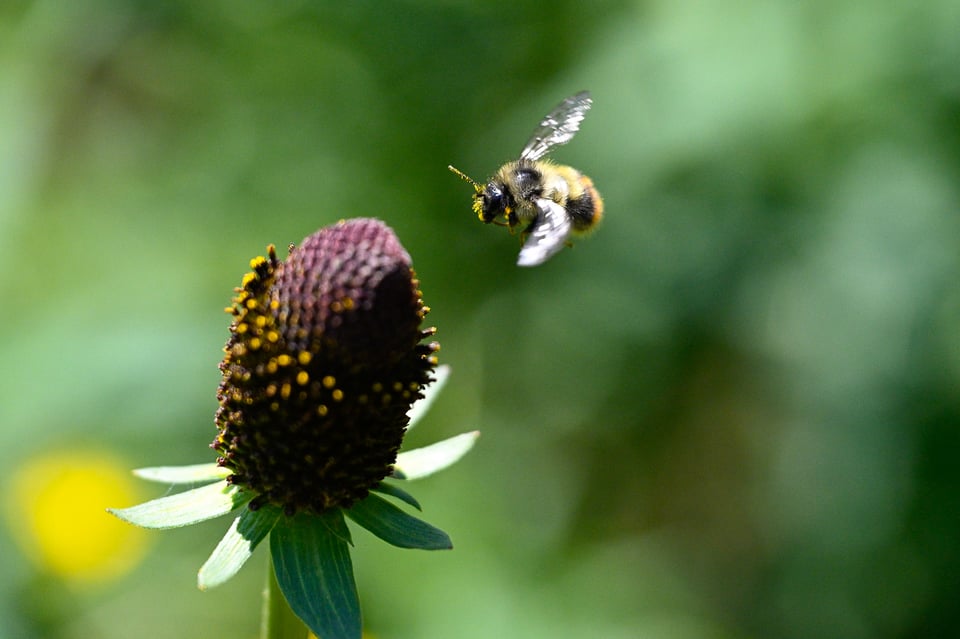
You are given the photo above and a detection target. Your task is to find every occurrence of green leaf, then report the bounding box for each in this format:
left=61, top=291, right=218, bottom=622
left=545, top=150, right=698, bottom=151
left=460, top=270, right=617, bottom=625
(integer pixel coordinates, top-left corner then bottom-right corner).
left=270, top=510, right=361, bottom=639
left=393, top=430, right=479, bottom=480
left=406, top=364, right=450, bottom=430
left=371, top=481, right=422, bottom=510
left=133, top=463, right=230, bottom=484
left=107, top=480, right=251, bottom=529
left=345, top=493, right=452, bottom=550
left=264, top=557, right=311, bottom=638
left=318, top=507, right=353, bottom=546
left=198, top=504, right=281, bottom=590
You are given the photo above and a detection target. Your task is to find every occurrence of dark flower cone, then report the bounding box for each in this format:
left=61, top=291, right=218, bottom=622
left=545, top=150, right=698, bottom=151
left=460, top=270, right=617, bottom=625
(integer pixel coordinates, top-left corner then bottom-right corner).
left=212, top=218, right=438, bottom=515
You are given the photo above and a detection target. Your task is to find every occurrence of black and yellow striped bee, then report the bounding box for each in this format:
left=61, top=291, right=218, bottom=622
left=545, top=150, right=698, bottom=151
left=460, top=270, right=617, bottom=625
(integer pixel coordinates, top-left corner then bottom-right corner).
left=449, top=91, right=603, bottom=267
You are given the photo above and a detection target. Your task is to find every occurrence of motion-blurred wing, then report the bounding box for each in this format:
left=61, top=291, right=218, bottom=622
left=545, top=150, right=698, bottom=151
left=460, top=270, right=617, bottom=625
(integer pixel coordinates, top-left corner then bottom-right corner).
left=519, top=91, right=593, bottom=162
left=516, top=199, right=572, bottom=267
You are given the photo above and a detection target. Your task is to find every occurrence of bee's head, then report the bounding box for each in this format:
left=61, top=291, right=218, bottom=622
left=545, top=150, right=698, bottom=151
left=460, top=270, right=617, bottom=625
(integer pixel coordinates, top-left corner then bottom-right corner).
left=449, top=164, right=506, bottom=224
left=479, top=181, right=511, bottom=224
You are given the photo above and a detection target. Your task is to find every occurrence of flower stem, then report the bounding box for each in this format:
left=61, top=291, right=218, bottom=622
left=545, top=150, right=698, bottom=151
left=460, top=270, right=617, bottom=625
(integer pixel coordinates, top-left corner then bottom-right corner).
left=261, top=554, right=309, bottom=639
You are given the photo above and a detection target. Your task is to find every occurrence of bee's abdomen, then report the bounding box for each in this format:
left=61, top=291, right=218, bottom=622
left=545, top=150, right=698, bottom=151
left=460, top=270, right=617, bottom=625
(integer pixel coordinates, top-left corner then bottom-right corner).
left=567, top=175, right=603, bottom=234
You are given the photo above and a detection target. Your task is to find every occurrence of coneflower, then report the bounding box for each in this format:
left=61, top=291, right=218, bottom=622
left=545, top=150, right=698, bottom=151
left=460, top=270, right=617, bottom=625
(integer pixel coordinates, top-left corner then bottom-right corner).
left=110, top=219, right=477, bottom=639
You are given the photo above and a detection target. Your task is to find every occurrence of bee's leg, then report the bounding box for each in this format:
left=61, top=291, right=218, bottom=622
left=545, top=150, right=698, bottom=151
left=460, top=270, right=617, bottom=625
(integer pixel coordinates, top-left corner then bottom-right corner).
left=506, top=208, right=521, bottom=232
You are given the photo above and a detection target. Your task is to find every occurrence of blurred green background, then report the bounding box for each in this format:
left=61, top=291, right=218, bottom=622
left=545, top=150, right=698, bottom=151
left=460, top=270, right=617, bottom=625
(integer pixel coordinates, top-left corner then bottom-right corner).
left=2, top=1, right=959, bottom=638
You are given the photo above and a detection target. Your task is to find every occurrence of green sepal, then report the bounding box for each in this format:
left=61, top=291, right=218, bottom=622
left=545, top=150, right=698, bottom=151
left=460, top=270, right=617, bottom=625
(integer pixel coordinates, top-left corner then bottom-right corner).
left=133, top=463, right=230, bottom=484
left=198, top=504, right=281, bottom=590
left=371, top=481, right=422, bottom=511
left=107, top=480, right=251, bottom=529
left=406, top=364, right=450, bottom=430
left=270, top=509, right=361, bottom=639
left=345, top=492, right=452, bottom=550
left=392, top=430, right=479, bottom=480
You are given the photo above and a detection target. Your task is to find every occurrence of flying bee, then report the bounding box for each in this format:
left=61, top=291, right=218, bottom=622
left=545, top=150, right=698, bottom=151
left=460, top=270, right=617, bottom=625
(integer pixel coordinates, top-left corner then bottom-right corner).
left=448, top=90, right=603, bottom=267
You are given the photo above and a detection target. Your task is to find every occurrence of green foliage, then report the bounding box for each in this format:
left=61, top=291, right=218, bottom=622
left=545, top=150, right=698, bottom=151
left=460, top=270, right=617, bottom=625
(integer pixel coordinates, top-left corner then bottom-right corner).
left=198, top=504, right=280, bottom=590
left=371, top=482, right=422, bottom=511
left=270, top=510, right=361, bottom=639
left=107, top=481, right=251, bottom=529
left=345, top=493, right=453, bottom=550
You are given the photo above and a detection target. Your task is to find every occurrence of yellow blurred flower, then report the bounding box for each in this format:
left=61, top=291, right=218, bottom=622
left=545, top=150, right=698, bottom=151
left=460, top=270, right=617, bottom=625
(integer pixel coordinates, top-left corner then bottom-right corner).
left=6, top=449, right=148, bottom=585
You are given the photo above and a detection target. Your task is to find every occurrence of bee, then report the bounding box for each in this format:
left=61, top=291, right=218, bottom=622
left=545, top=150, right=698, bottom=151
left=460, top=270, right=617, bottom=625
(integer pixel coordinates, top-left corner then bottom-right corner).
left=448, top=90, right=603, bottom=267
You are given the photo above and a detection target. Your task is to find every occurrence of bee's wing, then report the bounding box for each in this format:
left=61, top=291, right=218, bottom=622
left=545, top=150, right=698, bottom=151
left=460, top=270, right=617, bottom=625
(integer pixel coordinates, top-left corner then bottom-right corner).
left=517, top=199, right=572, bottom=267
left=519, top=91, right=593, bottom=162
